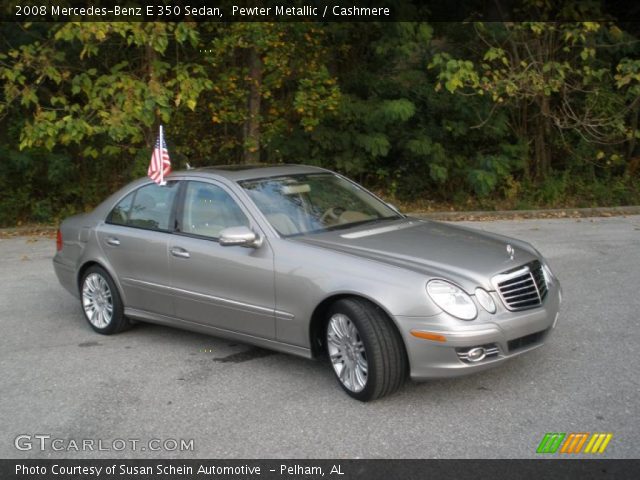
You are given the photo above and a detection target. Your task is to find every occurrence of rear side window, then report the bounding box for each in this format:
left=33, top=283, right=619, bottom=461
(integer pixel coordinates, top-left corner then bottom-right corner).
left=107, top=192, right=134, bottom=226
left=107, top=182, right=179, bottom=231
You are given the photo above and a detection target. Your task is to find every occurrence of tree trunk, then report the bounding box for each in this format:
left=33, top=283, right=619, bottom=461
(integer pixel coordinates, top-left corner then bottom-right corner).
left=243, top=47, right=262, bottom=164
left=627, top=102, right=639, bottom=161
left=516, top=102, right=531, bottom=180
left=533, top=96, right=552, bottom=180
left=146, top=43, right=158, bottom=149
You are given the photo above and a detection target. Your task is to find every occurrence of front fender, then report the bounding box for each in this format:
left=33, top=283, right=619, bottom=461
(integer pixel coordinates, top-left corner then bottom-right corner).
left=272, top=239, right=442, bottom=348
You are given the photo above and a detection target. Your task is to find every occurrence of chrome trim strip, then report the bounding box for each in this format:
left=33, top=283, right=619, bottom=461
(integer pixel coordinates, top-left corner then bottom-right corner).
left=492, top=265, right=531, bottom=285
left=529, top=267, right=543, bottom=302
left=457, top=346, right=501, bottom=362
left=276, top=311, right=295, bottom=320
left=500, top=277, right=536, bottom=291
left=122, top=277, right=294, bottom=318
left=340, top=221, right=417, bottom=239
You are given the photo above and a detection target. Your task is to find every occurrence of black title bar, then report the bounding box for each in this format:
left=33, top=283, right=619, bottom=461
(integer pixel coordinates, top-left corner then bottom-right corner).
left=3, top=459, right=640, bottom=480
left=3, top=0, right=640, bottom=22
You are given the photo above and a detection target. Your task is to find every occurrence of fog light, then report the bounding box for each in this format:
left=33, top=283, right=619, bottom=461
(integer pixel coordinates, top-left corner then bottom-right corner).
left=467, top=347, right=486, bottom=362
left=475, top=288, right=496, bottom=314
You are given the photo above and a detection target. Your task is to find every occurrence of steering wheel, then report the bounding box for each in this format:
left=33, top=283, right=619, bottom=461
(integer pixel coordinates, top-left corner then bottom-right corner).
left=320, top=206, right=346, bottom=224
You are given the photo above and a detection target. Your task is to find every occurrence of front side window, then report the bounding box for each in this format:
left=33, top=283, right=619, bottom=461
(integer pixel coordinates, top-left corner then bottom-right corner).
left=107, top=182, right=179, bottom=231
left=180, top=181, right=249, bottom=239
left=240, top=173, right=401, bottom=236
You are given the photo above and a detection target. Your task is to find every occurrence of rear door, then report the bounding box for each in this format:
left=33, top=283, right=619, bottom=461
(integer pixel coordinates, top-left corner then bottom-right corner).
left=97, top=181, right=180, bottom=316
left=168, top=180, right=276, bottom=339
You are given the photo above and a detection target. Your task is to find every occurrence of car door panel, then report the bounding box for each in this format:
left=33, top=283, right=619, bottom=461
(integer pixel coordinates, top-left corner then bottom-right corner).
left=169, top=237, right=276, bottom=338
left=97, top=224, right=174, bottom=315
left=169, top=180, right=276, bottom=339
left=97, top=181, right=179, bottom=316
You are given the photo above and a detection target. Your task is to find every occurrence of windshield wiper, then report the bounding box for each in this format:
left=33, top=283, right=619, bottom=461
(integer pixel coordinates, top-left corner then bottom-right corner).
left=325, top=215, right=401, bottom=232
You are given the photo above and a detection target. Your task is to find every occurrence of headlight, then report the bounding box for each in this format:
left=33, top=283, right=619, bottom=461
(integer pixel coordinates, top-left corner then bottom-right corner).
left=475, top=288, right=496, bottom=314
left=427, top=280, right=477, bottom=320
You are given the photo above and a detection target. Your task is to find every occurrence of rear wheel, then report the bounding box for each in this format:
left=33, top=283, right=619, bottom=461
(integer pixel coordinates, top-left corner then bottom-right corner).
left=80, top=266, right=130, bottom=334
left=326, top=298, right=407, bottom=401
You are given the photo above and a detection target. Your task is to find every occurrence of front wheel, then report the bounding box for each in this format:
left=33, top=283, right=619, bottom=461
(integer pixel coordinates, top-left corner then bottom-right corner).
left=326, top=298, right=407, bottom=401
left=80, top=266, right=130, bottom=334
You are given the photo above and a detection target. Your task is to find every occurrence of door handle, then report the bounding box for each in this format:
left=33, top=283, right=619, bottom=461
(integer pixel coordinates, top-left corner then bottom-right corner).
left=170, top=247, right=190, bottom=259
left=106, top=237, right=120, bottom=246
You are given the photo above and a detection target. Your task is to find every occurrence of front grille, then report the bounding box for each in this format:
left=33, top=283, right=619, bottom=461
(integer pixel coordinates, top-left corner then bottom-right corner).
left=494, top=260, right=547, bottom=311
left=508, top=329, right=548, bottom=352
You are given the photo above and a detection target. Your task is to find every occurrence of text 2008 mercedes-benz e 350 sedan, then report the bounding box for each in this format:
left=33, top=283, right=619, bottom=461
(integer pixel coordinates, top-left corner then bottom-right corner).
left=54, top=164, right=561, bottom=401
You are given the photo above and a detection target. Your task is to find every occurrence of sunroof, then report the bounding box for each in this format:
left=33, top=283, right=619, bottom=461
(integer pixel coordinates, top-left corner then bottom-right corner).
left=200, top=164, right=286, bottom=171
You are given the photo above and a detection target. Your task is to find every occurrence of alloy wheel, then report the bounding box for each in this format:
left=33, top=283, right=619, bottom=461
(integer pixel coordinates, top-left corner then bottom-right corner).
left=326, top=313, right=368, bottom=392
left=82, top=273, right=114, bottom=329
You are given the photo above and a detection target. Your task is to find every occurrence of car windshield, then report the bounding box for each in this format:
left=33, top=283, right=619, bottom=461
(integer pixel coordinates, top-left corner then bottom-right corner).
left=239, top=173, right=402, bottom=237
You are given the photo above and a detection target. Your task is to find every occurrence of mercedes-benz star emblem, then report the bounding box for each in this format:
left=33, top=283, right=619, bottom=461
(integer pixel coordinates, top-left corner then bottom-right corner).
left=506, top=244, right=515, bottom=260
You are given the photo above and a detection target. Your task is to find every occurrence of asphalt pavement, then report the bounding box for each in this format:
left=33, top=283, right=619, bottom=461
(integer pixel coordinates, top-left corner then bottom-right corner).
left=0, top=215, right=639, bottom=458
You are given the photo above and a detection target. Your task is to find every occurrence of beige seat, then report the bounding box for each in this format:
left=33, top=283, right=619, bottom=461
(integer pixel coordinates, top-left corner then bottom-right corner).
left=266, top=213, right=299, bottom=236
left=248, top=190, right=303, bottom=235
left=186, top=187, right=245, bottom=238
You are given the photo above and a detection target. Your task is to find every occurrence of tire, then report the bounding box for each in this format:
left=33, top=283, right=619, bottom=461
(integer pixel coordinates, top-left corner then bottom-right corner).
left=80, top=265, right=130, bottom=335
left=325, top=298, right=407, bottom=401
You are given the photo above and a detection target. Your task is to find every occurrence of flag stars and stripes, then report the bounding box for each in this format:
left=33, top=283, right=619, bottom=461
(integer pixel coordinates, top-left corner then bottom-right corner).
left=148, top=125, right=172, bottom=185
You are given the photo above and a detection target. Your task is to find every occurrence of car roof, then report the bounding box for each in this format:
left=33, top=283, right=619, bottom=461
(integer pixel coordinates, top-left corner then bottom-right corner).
left=171, top=164, right=331, bottom=182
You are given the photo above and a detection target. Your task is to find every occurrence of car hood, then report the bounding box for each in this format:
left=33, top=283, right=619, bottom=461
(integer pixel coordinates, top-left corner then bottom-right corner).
left=294, top=218, right=539, bottom=292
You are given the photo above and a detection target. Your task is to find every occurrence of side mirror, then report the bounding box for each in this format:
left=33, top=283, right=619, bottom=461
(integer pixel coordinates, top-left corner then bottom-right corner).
left=219, top=226, right=262, bottom=248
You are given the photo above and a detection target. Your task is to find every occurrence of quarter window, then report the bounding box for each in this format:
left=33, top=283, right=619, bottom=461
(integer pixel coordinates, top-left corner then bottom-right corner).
left=180, top=182, right=249, bottom=239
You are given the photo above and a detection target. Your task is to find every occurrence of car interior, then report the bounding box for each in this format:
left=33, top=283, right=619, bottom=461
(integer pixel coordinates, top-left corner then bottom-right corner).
left=181, top=184, right=249, bottom=238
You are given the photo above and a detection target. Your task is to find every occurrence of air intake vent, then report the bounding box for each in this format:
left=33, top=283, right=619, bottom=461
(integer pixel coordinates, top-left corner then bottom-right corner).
left=508, top=329, right=548, bottom=352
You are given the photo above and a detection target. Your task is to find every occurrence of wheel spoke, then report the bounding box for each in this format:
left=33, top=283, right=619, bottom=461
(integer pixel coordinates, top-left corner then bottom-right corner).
left=338, top=362, right=349, bottom=383
left=356, top=354, right=368, bottom=374
left=329, top=351, right=343, bottom=362
left=329, top=319, right=344, bottom=341
left=346, top=320, right=357, bottom=340
left=88, top=275, right=97, bottom=293
left=336, top=316, right=346, bottom=338
left=350, top=365, right=359, bottom=390
left=327, top=328, right=342, bottom=346
left=354, top=363, right=367, bottom=388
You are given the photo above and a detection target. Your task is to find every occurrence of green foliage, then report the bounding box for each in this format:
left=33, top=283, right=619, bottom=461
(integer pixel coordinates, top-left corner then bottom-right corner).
left=429, top=12, right=640, bottom=181
left=0, top=13, right=639, bottom=226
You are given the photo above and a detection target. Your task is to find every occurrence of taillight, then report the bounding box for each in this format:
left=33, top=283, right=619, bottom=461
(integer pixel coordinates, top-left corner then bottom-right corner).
left=56, top=229, right=63, bottom=252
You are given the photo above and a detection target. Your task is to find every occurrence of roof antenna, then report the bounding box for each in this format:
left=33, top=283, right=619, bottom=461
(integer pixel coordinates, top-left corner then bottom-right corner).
left=186, top=162, right=194, bottom=170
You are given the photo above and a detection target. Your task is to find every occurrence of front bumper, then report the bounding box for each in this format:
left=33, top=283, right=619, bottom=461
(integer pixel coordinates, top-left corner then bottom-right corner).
left=396, top=281, right=561, bottom=380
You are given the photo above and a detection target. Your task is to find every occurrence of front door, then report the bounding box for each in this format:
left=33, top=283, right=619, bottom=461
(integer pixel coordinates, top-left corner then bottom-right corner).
left=168, top=180, right=276, bottom=339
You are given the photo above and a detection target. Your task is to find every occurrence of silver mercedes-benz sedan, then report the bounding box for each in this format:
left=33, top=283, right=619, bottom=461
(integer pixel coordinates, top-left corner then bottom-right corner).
left=53, top=164, right=561, bottom=401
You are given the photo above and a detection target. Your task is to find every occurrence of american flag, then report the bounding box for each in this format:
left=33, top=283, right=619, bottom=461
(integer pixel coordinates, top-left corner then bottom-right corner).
left=148, top=125, right=171, bottom=185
